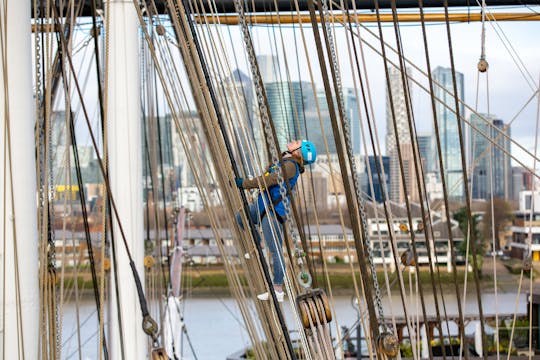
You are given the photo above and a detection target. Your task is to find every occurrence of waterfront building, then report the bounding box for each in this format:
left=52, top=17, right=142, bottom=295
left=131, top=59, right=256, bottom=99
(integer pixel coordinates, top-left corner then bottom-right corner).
left=512, top=167, right=534, bottom=201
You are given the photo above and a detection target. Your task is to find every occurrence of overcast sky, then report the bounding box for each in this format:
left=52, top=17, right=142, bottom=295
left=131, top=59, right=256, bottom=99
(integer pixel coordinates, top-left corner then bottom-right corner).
left=60, top=8, right=540, bottom=169
left=209, top=10, right=540, bottom=168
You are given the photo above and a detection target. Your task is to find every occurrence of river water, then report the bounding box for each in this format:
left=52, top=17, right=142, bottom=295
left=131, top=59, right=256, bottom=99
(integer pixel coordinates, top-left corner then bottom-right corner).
left=60, top=292, right=527, bottom=359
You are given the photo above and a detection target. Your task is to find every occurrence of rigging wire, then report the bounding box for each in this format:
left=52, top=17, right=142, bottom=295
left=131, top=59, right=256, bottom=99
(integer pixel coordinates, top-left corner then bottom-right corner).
left=443, top=0, right=488, bottom=356
left=51, top=4, right=161, bottom=349
left=307, top=1, right=388, bottom=356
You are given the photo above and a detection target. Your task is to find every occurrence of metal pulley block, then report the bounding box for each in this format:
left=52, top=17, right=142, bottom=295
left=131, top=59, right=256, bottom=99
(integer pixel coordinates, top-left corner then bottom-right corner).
left=477, top=58, right=489, bottom=73
left=103, top=257, right=111, bottom=271
left=155, top=24, right=166, bottom=36
left=142, top=314, right=159, bottom=339
left=151, top=347, right=168, bottom=360
left=400, top=248, right=416, bottom=267
left=144, top=255, right=156, bottom=269
left=296, top=288, right=332, bottom=329
left=377, top=331, right=400, bottom=358
left=399, top=223, right=409, bottom=233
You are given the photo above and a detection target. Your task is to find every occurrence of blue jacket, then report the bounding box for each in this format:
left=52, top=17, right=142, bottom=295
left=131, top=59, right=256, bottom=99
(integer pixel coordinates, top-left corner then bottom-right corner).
left=256, top=159, right=300, bottom=220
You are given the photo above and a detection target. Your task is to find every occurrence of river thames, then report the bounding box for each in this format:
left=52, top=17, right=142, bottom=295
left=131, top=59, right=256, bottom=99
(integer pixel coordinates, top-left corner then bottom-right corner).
left=60, top=291, right=527, bottom=359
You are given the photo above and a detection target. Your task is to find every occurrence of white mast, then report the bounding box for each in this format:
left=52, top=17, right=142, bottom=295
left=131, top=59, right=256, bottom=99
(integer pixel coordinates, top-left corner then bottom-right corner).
left=106, top=0, right=146, bottom=357
left=0, top=0, right=39, bottom=358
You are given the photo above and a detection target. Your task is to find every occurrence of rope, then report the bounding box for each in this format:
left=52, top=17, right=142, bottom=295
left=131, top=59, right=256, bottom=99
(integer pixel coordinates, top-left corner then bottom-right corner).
left=144, top=1, right=296, bottom=357
left=231, top=0, right=304, bottom=357
left=333, top=15, right=540, bottom=173
left=1, top=1, right=26, bottom=355
left=372, top=1, right=433, bottom=357
left=51, top=4, right=161, bottom=348
left=289, top=0, right=366, bottom=353
left=443, top=1, right=488, bottom=357
left=307, top=0, right=384, bottom=354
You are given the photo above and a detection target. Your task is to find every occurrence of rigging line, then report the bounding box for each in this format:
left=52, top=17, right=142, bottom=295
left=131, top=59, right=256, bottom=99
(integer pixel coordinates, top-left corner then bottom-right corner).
left=309, top=0, right=382, bottom=349
left=443, top=1, right=488, bottom=357
left=415, top=0, right=469, bottom=357
left=51, top=5, right=159, bottom=347
left=188, top=1, right=278, bottom=326
left=385, top=3, right=436, bottom=358
left=140, top=30, right=167, bottom=313
left=289, top=0, right=365, bottom=350
left=224, top=24, right=265, bottom=175
left=86, top=6, right=116, bottom=356
left=404, top=1, right=457, bottom=353
left=326, top=4, right=416, bottom=354
left=68, top=113, right=110, bottom=360
left=231, top=1, right=313, bottom=356
left=89, top=0, right=105, bottom=122
left=290, top=12, right=318, bottom=285
left=387, top=1, right=453, bottom=357
left=332, top=4, right=397, bottom=357
left=346, top=2, right=414, bottom=354
left=190, top=0, right=254, bottom=181
left=169, top=1, right=297, bottom=357
left=152, top=53, right=172, bottom=300
left=476, top=0, right=536, bottom=91
left=332, top=16, right=540, bottom=167
left=370, top=1, right=429, bottom=357
left=345, top=4, right=400, bottom=353
left=1, top=4, right=25, bottom=356
left=207, top=12, right=267, bottom=185
left=270, top=0, right=319, bottom=290
left=345, top=1, right=401, bottom=334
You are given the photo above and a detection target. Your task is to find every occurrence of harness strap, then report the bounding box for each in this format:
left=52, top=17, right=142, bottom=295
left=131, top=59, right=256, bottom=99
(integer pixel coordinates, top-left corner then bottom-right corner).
left=260, top=195, right=285, bottom=223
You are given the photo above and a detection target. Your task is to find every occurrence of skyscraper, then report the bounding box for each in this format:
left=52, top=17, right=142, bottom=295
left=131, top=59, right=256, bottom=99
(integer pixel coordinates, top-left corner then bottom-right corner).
left=362, top=155, right=390, bottom=203
left=416, top=132, right=432, bottom=174
left=385, top=67, right=414, bottom=203
left=257, top=54, right=279, bottom=83
left=512, top=167, right=533, bottom=201
left=224, top=69, right=263, bottom=174
left=343, top=88, right=361, bottom=155
left=266, top=81, right=311, bottom=149
left=306, top=88, right=358, bottom=155
left=432, top=66, right=465, bottom=200
left=469, top=114, right=511, bottom=200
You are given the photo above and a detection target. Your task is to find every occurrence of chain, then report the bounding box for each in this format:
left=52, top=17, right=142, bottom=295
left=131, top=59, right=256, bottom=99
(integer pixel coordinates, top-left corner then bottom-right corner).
left=320, top=0, right=385, bottom=323
left=232, top=0, right=309, bottom=283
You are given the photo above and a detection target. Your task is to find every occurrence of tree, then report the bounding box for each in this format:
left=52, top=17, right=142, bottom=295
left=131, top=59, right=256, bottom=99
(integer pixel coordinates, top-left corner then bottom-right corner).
left=483, top=198, right=512, bottom=251
left=453, top=207, right=485, bottom=274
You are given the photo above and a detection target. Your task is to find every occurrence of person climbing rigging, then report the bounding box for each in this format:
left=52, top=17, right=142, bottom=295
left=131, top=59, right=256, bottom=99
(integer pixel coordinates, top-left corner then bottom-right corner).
left=235, top=140, right=317, bottom=302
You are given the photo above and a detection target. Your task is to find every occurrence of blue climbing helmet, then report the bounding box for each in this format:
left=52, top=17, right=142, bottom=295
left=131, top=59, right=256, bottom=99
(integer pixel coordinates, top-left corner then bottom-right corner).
left=300, top=140, right=317, bottom=165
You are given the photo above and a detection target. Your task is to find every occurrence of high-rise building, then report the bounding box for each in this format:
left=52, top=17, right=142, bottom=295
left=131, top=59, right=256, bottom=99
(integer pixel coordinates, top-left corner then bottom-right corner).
left=491, top=119, right=512, bottom=199
left=432, top=66, right=465, bottom=200
left=416, top=132, right=432, bottom=174
left=362, top=155, right=390, bottom=203
left=343, top=88, right=361, bottom=155
left=307, top=89, right=336, bottom=154
left=306, top=88, right=358, bottom=155
left=266, top=81, right=312, bottom=149
left=512, top=167, right=534, bottom=201
left=470, top=114, right=511, bottom=200
left=385, top=67, right=413, bottom=202
left=257, top=54, right=279, bottom=83
left=224, top=69, right=265, bottom=174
